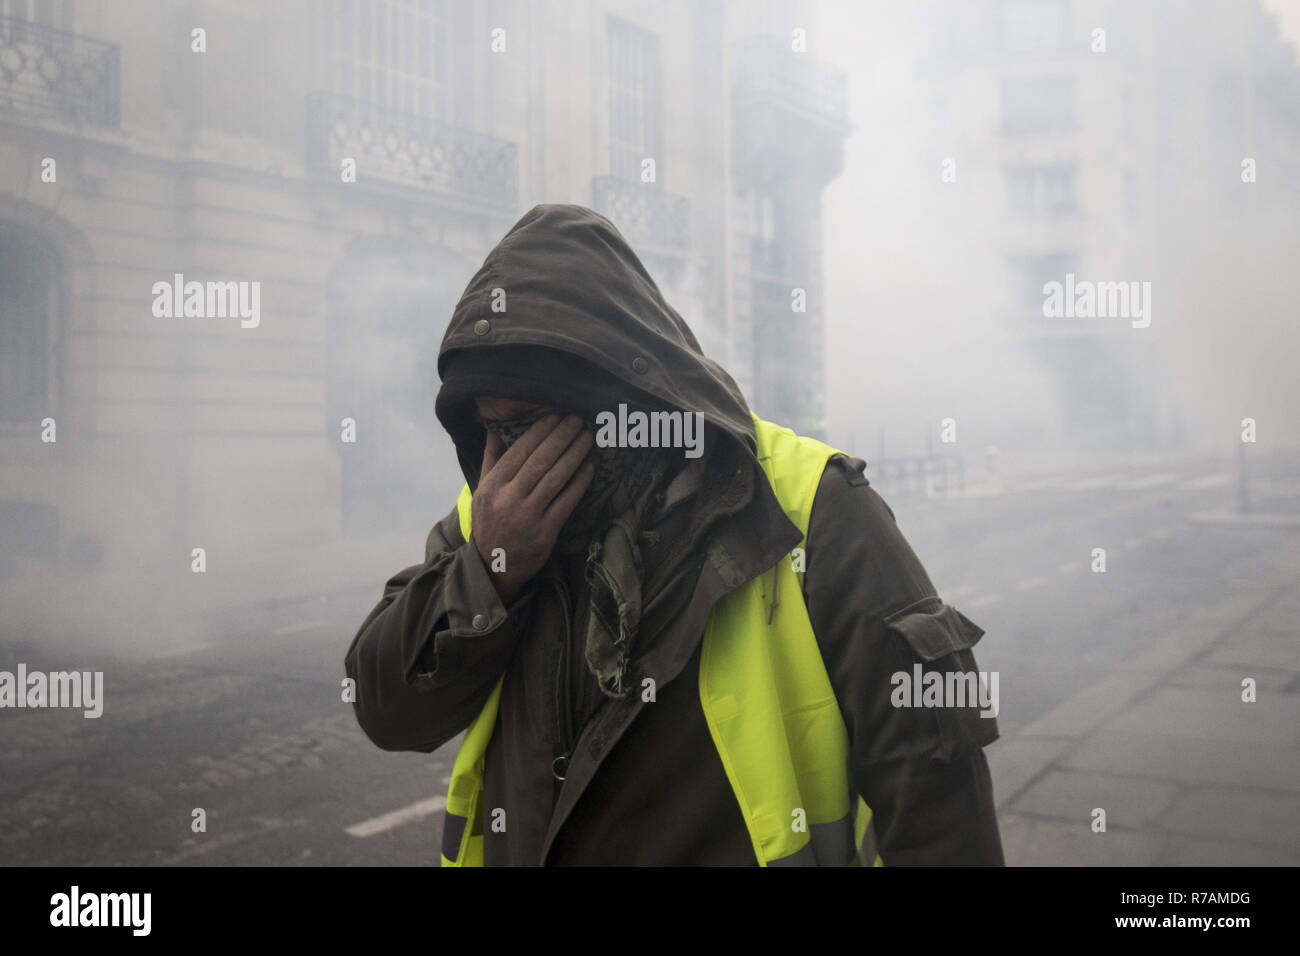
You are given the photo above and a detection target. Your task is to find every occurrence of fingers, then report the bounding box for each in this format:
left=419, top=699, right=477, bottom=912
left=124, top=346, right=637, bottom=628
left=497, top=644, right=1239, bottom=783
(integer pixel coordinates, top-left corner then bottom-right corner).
left=513, top=414, right=588, bottom=495
left=528, top=424, right=595, bottom=507
left=542, top=458, right=595, bottom=532
left=488, top=414, right=562, bottom=485
left=481, top=429, right=504, bottom=480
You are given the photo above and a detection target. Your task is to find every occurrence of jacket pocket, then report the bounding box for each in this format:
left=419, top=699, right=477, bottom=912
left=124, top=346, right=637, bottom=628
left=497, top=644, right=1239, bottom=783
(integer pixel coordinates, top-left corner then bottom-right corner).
left=884, top=597, right=998, bottom=762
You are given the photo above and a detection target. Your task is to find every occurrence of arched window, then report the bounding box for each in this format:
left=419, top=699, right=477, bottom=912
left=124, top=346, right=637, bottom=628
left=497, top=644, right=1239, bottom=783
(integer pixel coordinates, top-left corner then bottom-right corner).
left=0, top=222, right=60, bottom=427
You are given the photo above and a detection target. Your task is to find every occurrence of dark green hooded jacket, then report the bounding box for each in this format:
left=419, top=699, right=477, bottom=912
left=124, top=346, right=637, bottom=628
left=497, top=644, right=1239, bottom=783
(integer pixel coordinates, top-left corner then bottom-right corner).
left=344, top=204, right=1004, bottom=865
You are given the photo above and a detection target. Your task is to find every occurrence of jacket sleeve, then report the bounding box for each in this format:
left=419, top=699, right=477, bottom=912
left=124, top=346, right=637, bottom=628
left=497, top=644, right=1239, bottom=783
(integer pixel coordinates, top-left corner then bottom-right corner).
left=803, top=454, right=1005, bottom=866
left=343, top=504, right=539, bottom=754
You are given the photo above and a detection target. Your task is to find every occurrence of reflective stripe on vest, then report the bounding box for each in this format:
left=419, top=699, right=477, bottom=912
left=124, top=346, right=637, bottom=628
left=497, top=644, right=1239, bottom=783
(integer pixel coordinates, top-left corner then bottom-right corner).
left=440, top=414, right=883, bottom=867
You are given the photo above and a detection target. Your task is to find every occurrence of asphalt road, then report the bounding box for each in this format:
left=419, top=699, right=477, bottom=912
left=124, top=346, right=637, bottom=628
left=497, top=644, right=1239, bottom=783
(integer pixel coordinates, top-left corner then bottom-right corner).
left=2, top=460, right=1295, bottom=865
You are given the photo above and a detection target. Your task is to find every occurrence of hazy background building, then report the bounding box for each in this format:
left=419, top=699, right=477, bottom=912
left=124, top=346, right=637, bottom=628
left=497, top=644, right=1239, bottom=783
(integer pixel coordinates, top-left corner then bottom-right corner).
left=0, top=0, right=847, bottom=578
left=2, top=0, right=1299, bottom=868
left=822, top=0, right=1300, bottom=466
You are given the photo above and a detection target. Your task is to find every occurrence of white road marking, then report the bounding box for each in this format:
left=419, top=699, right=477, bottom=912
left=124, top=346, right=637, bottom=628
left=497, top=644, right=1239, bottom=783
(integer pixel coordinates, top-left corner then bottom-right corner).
left=965, top=593, right=1003, bottom=609
left=1014, top=576, right=1047, bottom=591
left=345, top=797, right=447, bottom=838
left=159, top=817, right=300, bottom=863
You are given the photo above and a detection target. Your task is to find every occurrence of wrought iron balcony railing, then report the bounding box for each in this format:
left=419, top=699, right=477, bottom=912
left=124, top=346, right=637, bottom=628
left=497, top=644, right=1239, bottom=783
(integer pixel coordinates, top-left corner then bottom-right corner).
left=591, top=176, right=690, bottom=253
left=732, top=34, right=849, bottom=130
left=0, top=16, right=119, bottom=127
left=305, top=91, right=517, bottom=209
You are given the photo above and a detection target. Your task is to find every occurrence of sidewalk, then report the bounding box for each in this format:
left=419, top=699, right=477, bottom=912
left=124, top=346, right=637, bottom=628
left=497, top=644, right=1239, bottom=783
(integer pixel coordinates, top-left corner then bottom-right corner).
left=990, top=539, right=1300, bottom=865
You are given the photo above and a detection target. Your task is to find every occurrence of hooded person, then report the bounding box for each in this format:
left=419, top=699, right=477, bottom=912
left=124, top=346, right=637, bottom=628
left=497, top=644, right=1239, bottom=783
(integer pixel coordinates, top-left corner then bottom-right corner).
left=436, top=351, right=703, bottom=700
left=433, top=203, right=762, bottom=704
left=345, top=204, right=1005, bottom=866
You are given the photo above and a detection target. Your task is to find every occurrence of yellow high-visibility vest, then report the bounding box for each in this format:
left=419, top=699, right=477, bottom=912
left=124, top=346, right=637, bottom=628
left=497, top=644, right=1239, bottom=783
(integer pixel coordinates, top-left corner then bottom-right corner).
left=440, top=413, right=883, bottom=866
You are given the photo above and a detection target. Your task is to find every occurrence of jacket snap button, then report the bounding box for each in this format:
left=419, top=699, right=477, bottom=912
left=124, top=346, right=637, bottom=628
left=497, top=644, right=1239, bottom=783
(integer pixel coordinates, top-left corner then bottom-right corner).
left=472, top=613, right=488, bottom=630
left=632, top=356, right=648, bottom=374
left=473, top=319, right=490, bottom=336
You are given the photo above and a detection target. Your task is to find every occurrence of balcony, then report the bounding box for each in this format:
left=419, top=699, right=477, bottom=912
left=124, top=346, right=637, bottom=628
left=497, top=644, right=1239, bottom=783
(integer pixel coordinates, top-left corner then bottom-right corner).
left=592, top=176, right=690, bottom=254
left=305, top=91, right=517, bottom=211
left=731, top=34, right=849, bottom=133
left=730, top=35, right=849, bottom=187
left=0, top=16, right=119, bottom=128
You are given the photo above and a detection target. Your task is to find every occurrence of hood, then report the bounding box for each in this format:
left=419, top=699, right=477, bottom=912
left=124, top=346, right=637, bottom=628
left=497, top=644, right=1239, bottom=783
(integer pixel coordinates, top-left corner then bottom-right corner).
left=435, top=204, right=756, bottom=489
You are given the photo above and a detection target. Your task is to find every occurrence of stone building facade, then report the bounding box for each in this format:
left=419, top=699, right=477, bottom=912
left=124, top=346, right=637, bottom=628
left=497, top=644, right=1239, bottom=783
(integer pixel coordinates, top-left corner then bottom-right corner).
left=0, top=0, right=847, bottom=577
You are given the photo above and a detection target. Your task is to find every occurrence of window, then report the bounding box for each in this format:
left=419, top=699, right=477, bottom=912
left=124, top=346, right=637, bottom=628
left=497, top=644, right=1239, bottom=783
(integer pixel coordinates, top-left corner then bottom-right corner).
left=0, top=223, right=59, bottom=426
left=607, top=16, right=662, bottom=183
left=1000, top=75, right=1075, bottom=135
left=997, top=0, right=1066, bottom=53
left=331, top=0, right=450, bottom=117
left=1004, top=164, right=1077, bottom=217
